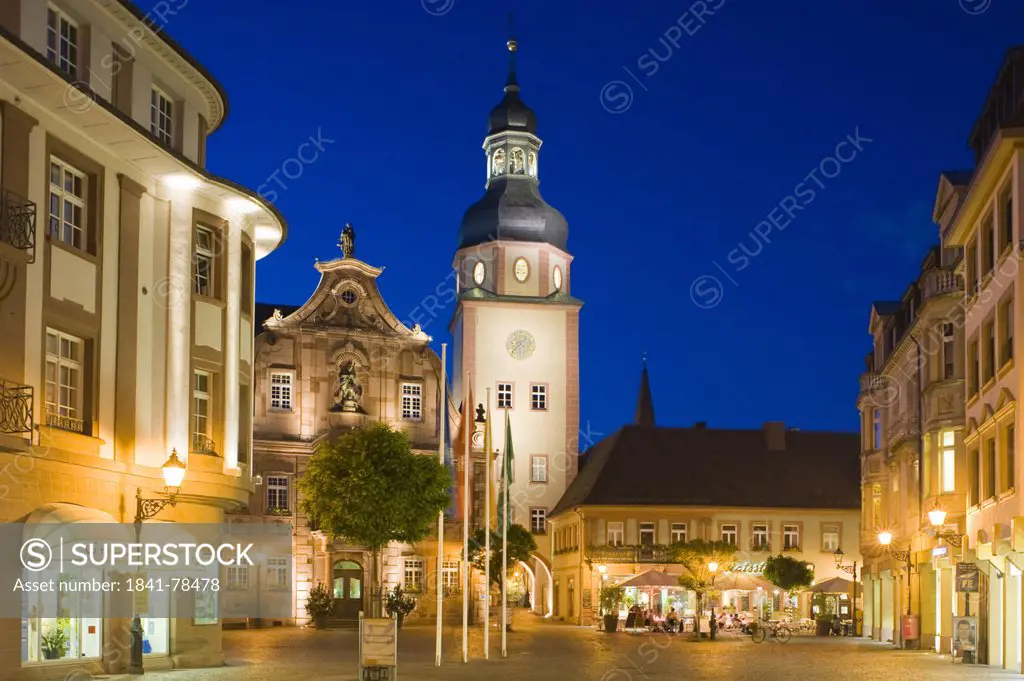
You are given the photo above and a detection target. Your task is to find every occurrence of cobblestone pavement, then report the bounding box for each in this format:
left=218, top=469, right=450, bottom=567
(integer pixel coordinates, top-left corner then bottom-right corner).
left=99, top=616, right=1018, bottom=681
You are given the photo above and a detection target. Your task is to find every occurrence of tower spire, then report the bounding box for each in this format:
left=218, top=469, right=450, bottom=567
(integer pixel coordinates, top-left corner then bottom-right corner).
left=635, top=355, right=655, bottom=427
left=506, top=13, right=518, bottom=90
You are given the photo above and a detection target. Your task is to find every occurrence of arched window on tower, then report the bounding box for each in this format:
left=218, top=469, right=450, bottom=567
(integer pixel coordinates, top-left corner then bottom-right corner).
left=527, top=151, right=537, bottom=177
left=509, top=148, right=526, bottom=175
left=491, top=148, right=506, bottom=176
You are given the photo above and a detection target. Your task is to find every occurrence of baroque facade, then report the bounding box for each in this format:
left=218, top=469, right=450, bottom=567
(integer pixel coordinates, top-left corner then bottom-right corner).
left=0, top=0, right=284, bottom=677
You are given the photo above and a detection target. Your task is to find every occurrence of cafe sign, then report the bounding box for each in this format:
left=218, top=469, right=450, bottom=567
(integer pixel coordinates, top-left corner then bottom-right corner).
left=729, top=561, right=766, bottom=574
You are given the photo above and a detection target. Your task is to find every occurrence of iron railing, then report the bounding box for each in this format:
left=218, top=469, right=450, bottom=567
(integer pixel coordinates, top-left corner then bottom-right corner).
left=192, top=433, right=219, bottom=456
left=0, top=188, right=36, bottom=263
left=0, top=380, right=33, bottom=438
left=587, top=545, right=677, bottom=564
left=45, top=406, right=85, bottom=434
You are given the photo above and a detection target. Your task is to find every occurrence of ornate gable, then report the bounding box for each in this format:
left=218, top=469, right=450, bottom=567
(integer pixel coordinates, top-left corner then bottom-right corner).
left=263, top=236, right=430, bottom=343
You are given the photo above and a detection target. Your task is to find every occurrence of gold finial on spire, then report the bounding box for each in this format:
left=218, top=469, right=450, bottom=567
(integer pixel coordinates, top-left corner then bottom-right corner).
left=507, top=38, right=517, bottom=52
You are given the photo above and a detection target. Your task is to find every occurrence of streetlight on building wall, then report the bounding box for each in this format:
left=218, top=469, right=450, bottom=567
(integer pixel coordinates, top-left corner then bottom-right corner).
left=130, top=449, right=187, bottom=676
left=927, top=507, right=964, bottom=547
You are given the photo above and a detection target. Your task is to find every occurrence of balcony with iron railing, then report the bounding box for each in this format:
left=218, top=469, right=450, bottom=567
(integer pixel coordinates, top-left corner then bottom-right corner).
left=191, top=434, right=220, bottom=456
left=0, top=188, right=36, bottom=263
left=0, top=380, right=33, bottom=439
left=587, top=545, right=679, bottom=564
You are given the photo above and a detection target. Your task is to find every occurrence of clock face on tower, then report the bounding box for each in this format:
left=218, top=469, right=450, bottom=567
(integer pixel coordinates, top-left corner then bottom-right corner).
left=506, top=330, right=536, bottom=360
left=473, top=260, right=485, bottom=286
left=514, top=257, right=529, bottom=283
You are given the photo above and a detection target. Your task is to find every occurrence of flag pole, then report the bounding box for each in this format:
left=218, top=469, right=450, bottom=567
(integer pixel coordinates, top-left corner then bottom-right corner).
left=484, top=387, right=491, bottom=660
left=501, top=412, right=509, bottom=658
left=435, top=343, right=446, bottom=667
left=462, top=371, right=470, bottom=664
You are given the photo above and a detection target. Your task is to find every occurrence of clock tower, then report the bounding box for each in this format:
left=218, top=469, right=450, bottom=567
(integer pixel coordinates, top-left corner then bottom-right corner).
left=451, top=38, right=581, bottom=574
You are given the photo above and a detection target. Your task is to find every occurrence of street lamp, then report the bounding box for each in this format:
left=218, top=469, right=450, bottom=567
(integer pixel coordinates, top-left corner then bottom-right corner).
left=130, top=449, right=187, bottom=675
left=834, top=548, right=859, bottom=636
left=596, top=564, right=607, bottom=615
left=927, top=507, right=964, bottom=547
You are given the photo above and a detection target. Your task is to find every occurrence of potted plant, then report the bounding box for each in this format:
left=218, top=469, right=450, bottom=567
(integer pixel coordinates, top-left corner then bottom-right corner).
left=812, top=593, right=834, bottom=636
left=384, top=586, right=416, bottom=629
left=306, top=583, right=335, bottom=629
left=41, top=618, right=70, bottom=660
left=600, top=586, right=624, bottom=633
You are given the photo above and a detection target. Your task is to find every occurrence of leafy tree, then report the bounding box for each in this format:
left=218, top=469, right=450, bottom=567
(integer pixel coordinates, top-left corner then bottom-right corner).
left=763, top=554, right=814, bottom=592
left=600, top=585, right=625, bottom=615
left=468, top=524, right=537, bottom=586
left=672, top=540, right=737, bottom=639
left=298, top=423, right=450, bottom=614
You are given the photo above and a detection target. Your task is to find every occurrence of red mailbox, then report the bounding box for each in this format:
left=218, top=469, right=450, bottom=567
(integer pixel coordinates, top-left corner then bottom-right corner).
left=901, top=615, right=919, bottom=641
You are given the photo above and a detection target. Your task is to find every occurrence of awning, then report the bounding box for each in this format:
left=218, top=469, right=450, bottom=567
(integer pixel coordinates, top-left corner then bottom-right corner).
left=712, top=572, right=774, bottom=591
left=614, top=570, right=681, bottom=588
left=809, top=576, right=854, bottom=593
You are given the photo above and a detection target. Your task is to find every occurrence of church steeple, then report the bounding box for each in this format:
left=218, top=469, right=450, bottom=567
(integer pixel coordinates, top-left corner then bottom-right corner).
left=635, top=356, right=655, bottom=427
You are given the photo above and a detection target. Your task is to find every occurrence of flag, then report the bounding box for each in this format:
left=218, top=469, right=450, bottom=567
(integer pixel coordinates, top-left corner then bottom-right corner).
left=439, top=380, right=455, bottom=520
left=498, top=410, right=515, bottom=534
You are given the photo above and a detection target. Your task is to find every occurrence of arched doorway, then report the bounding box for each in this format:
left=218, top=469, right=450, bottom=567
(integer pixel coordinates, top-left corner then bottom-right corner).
left=332, top=560, right=363, bottom=620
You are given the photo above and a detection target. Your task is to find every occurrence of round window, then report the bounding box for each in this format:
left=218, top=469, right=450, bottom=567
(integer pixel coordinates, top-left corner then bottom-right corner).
left=341, top=290, right=357, bottom=305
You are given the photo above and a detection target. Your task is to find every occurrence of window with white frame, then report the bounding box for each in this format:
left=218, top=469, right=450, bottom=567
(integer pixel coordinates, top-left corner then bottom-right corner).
left=193, top=226, right=215, bottom=296
left=266, top=476, right=289, bottom=512
left=192, top=370, right=214, bottom=453
left=497, top=382, right=513, bottom=409
left=531, top=508, right=547, bottom=534
left=45, top=329, right=84, bottom=432
left=720, top=524, right=737, bottom=546
left=226, top=565, right=249, bottom=590
left=821, top=525, right=840, bottom=552
left=939, top=322, right=955, bottom=379
left=269, top=372, right=294, bottom=411
left=607, top=521, right=624, bottom=546
left=401, top=383, right=423, bottom=420
left=783, top=524, right=800, bottom=550
left=530, top=384, right=547, bottom=410
left=670, top=523, right=687, bottom=544
left=266, top=557, right=289, bottom=589
left=441, top=561, right=460, bottom=593
left=639, top=522, right=655, bottom=547
left=403, top=558, right=424, bottom=592
left=530, top=455, right=547, bottom=483
left=49, top=157, right=87, bottom=251
left=752, top=523, right=769, bottom=550
left=46, top=6, right=78, bottom=76
left=151, top=86, right=174, bottom=145
left=940, top=429, right=956, bottom=493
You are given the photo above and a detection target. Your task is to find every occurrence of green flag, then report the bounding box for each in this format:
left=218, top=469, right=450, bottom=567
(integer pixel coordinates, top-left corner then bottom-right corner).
left=499, top=410, right=515, bottom=533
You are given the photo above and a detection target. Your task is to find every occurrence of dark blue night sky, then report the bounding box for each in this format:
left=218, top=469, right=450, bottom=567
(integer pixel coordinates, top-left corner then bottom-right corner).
left=137, top=0, right=1019, bottom=439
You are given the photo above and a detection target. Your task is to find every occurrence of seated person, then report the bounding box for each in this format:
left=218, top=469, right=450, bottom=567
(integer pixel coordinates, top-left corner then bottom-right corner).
left=666, top=609, right=679, bottom=632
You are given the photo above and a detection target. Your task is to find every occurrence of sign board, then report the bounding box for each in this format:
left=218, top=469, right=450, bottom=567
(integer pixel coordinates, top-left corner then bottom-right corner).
left=932, top=546, right=948, bottom=558
left=729, top=561, right=766, bottom=574
left=582, top=589, right=592, bottom=611
left=953, top=616, right=977, bottom=657
left=956, top=563, right=979, bottom=593
left=360, top=618, right=397, bottom=667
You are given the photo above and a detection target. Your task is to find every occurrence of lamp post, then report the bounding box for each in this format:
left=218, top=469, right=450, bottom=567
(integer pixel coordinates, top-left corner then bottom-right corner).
left=878, top=531, right=915, bottom=649
left=707, top=561, right=719, bottom=640
left=596, top=564, right=607, bottom=616
left=130, top=450, right=187, bottom=675
left=834, top=547, right=858, bottom=635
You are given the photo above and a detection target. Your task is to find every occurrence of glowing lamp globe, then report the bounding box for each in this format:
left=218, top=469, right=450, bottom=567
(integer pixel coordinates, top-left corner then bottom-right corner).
left=877, top=531, right=893, bottom=547
left=928, top=508, right=947, bottom=528
left=708, top=561, right=719, bottom=574
left=161, top=449, right=187, bottom=492
left=597, top=564, right=607, bottom=575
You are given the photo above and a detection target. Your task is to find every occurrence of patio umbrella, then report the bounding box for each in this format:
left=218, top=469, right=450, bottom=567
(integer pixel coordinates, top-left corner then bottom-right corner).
left=615, top=570, right=681, bottom=588
left=809, top=576, right=854, bottom=593
left=712, top=572, right=774, bottom=592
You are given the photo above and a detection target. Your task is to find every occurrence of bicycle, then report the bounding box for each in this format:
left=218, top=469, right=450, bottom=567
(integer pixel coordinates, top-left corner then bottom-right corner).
left=750, top=618, right=792, bottom=644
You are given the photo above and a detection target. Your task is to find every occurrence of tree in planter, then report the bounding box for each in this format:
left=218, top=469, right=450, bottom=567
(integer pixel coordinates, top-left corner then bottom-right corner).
left=298, top=423, right=450, bottom=616
left=673, top=540, right=736, bottom=639
left=763, top=554, right=814, bottom=616
left=306, top=583, right=336, bottom=629
left=384, top=586, right=417, bottom=628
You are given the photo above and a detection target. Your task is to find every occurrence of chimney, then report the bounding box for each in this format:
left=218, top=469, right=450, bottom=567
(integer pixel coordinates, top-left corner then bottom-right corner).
left=764, top=421, right=786, bottom=452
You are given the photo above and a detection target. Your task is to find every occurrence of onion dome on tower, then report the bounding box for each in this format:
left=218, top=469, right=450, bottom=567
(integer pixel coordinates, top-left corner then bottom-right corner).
left=457, top=38, right=569, bottom=252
